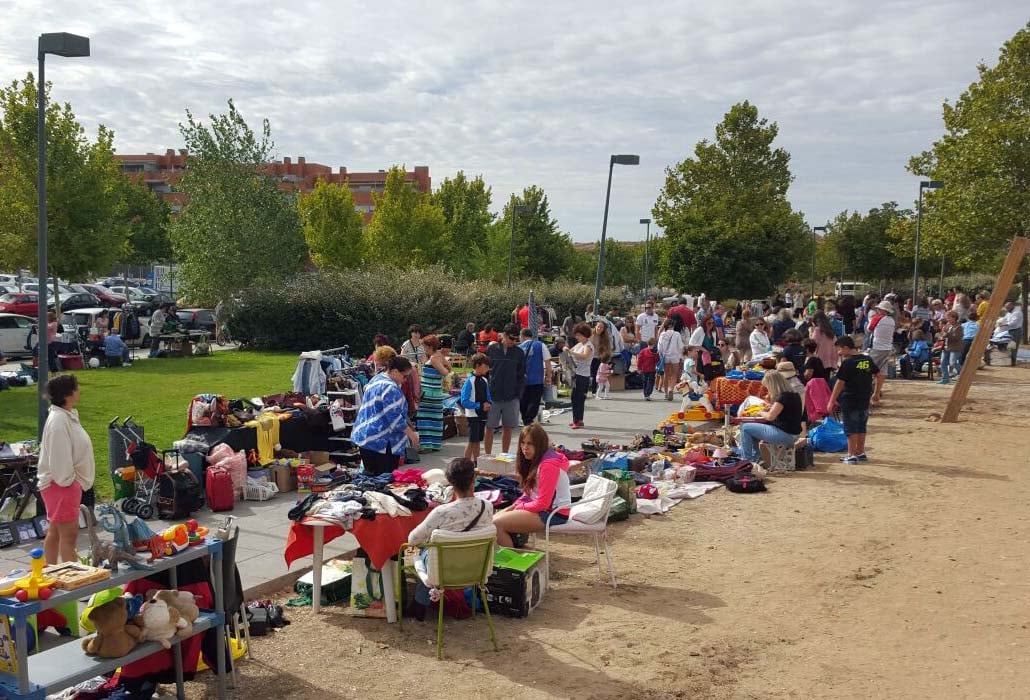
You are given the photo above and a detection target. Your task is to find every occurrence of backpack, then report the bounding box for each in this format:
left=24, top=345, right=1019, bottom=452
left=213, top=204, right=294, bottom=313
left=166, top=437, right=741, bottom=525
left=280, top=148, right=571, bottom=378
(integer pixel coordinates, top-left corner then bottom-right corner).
left=206, top=466, right=235, bottom=512
left=157, top=470, right=204, bottom=520
left=726, top=473, right=767, bottom=493
left=690, top=459, right=753, bottom=482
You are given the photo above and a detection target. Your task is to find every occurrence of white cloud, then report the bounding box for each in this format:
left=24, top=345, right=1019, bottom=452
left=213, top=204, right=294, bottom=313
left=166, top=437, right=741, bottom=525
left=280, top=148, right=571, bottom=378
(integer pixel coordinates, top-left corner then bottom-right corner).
left=0, top=0, right=1025, bottom=240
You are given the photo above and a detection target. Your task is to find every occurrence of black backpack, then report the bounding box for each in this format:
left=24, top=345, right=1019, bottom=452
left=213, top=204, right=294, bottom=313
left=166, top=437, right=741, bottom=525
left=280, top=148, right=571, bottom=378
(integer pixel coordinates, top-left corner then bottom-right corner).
left=157, top=470, right=205, bottom=519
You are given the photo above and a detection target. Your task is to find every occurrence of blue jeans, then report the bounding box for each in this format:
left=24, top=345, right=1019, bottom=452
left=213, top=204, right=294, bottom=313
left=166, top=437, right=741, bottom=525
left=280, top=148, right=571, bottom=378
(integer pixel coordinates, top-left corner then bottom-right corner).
left=939, top=349, right=959, bottom=382
left=738, top=423, right=798, bottom=462
left=642, top=371, right=656, bottom=398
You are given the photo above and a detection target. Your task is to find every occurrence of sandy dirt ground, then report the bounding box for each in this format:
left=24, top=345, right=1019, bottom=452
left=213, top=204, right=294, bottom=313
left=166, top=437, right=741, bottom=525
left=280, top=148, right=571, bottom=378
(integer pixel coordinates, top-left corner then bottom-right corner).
left=185, top=362, right=1030, bottom=700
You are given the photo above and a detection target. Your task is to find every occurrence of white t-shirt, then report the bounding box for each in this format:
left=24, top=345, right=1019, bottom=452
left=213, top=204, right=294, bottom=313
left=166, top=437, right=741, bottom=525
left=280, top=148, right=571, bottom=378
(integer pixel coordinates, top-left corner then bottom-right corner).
left=635, top=312, right=661, bottom=343
left=871, top=314, right=896, bottom=351
left=657, top=329, right=685, bottom=362
left=571, top=341, right=594, bottom=377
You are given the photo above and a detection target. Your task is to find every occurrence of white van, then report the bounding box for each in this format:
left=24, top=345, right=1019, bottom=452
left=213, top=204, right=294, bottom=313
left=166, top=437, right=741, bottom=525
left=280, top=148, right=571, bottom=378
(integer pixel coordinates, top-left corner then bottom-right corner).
left=835, top=281, right=872, bottom=298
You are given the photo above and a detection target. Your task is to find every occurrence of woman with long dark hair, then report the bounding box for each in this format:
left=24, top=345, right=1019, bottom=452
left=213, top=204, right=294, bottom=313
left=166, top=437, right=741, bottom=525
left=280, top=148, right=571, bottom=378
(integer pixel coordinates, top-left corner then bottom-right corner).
left=492, top=424, right=571, bottom=547
left=589, top=320, right=612, bottom=396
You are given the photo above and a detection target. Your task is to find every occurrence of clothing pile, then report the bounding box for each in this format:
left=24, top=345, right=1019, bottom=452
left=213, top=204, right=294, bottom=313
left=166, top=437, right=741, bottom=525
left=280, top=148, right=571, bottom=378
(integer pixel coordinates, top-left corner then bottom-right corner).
left=288, top=469, right=430, bottom=530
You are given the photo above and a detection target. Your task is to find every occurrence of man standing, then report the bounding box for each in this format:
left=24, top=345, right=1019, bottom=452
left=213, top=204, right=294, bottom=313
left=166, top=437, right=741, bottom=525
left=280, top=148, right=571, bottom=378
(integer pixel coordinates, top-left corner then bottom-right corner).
left=519, top=328, right=551, bottom=425
left=484, top=323, right=526, bottom=456
left=635, top=301, right=661, bottom=350
left=867, top=300, right=896, bottom=405
left=667, top=297, right=697, bottom=335
left=513, top=303, right=530, bottom=329
left=997, top=301, right=1024, bottom=366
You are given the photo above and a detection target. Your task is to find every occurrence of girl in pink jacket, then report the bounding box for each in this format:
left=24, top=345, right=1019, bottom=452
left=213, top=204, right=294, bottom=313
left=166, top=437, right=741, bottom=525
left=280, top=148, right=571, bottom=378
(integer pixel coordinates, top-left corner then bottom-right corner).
left=493, top=424, right=571, bottom=547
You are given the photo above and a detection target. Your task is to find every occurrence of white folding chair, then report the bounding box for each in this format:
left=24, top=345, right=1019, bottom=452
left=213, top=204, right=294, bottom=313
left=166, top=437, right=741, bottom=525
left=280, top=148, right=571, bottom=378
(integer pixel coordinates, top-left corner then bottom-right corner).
left=543, top=475, right=619, bottom=589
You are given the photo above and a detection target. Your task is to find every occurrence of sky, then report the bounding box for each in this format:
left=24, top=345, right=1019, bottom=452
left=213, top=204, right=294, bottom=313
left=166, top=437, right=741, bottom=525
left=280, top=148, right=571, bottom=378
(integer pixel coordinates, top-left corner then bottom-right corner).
left=0, top=1, right=1025, bottom=243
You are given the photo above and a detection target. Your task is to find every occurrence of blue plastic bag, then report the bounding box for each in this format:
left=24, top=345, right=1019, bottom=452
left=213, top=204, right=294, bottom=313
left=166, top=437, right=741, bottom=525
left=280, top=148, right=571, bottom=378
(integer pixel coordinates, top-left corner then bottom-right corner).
left=809, top=417, right=848, bottom=453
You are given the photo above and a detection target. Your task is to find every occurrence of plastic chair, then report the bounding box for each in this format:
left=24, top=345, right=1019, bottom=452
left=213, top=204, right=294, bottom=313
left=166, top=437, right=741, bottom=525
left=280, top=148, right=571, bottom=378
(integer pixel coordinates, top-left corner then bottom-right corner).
left=397, top=529, right=498, bottom=660
left=544, top=475, right=618, bottom=590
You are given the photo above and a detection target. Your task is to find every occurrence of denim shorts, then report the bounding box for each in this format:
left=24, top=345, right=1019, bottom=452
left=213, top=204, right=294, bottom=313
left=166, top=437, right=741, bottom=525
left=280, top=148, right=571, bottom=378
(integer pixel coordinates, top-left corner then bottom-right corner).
left=840, top=405, right=869, bottom=435
left=538, top=510, right=569, bottom=526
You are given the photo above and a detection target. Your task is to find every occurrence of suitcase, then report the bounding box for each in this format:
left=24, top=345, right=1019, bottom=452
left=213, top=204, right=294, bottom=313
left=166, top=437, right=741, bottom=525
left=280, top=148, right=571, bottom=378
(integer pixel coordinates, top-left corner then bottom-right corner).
left=205, top=466, right=235, bottom=511
left=157, top=470, right=204, bottom=520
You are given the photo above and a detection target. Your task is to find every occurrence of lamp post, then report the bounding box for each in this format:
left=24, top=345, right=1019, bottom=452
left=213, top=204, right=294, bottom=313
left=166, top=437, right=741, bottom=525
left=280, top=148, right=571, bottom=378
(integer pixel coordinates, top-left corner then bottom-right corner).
left=507, top=202, right=530, bottom=289
left=912, top=179, right=943, bottom=307
left=593, top=154, right=640, bottom=311
left=811, top=226, right=827, bottom=298
left=36, top=32, right=90, bottom=438
left=639, top=218, right=651, bottom=296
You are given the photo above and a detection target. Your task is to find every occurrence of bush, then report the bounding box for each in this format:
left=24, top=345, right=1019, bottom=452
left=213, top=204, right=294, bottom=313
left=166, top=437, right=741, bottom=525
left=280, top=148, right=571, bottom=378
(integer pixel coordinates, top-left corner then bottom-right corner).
left=228, top=266, right=623, bottom=354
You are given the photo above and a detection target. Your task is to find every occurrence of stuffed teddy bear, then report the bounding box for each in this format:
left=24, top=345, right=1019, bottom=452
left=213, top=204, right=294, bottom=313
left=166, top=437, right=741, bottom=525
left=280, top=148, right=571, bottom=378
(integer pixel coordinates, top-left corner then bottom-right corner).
left=153, top=590, right=200, bottom=638
left=132, top=597, right=185, bottom=649
left=81, top=597, right=142, bottom=658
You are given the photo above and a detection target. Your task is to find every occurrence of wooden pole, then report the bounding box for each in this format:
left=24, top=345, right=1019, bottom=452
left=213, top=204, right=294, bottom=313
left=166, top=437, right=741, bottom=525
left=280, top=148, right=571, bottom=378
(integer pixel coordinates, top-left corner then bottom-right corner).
left=941, top=237, right=1028, bottom=422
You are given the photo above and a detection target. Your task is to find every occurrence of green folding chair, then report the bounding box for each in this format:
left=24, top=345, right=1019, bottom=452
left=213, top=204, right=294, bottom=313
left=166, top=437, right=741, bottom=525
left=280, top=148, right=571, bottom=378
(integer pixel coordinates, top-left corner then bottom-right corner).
left=397, top=530, right=499, bottom=660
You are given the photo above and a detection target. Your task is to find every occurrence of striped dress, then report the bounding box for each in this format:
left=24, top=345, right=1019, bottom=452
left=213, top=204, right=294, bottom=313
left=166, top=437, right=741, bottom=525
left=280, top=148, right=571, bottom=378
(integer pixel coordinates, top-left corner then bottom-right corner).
left=417, top=364, right=445, bottom=451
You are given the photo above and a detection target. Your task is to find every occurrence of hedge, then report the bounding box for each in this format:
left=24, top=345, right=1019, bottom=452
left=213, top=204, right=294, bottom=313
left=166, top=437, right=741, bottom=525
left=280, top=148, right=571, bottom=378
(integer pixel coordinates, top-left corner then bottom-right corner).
left=228, top=266, right=625, bottom=354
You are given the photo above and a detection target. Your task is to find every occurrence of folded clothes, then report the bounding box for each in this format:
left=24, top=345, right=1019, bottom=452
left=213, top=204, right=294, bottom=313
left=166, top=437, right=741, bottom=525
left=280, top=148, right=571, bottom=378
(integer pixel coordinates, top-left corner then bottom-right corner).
left=364, top=491, right=412, bottom=517
left=392, top=468, right=427, bottom=488
left=390, top=486, right=429, bottom=511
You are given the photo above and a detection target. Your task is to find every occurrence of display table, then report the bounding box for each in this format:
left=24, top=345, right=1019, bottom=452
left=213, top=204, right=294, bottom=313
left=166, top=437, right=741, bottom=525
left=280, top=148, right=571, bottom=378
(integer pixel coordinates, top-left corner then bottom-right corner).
left=285, top=510, right=432, bottom=620
left=0, top=540, right=226, bottom=700
left=0, top=455, right=41, bottom=522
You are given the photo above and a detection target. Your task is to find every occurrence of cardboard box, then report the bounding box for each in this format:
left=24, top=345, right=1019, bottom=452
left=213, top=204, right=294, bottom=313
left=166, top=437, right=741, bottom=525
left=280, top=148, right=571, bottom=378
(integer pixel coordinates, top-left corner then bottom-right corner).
left=303, top=451, right=331, bottom=467
left=608, top=373, right=625, bottom=392
left=271, top=464, right=296, bottom=492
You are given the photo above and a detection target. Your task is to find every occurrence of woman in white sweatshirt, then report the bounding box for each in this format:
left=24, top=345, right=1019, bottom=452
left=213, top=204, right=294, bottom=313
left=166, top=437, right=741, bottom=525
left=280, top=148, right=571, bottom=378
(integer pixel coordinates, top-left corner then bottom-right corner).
left=656, top=319, right=685, bottom=402
left=38, top=374, right=95, bottom=563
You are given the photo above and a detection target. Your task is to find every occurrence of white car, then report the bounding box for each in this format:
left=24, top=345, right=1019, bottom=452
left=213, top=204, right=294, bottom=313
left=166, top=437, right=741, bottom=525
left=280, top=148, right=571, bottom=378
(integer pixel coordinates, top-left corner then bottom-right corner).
left=0, top=313, right=34, bottom=359
left=61, top=307, right=152, bottom=348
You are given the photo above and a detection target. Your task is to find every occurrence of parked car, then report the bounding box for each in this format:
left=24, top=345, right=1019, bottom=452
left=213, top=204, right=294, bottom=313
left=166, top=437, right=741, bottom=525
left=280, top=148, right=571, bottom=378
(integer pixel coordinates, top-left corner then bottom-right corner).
left=54, top=292, right=103, bottom=312
left=73, top=283, right=127, bottom=308
left=60, top=307, right=152, bottom=348
left=106, top=286, right=156, bottom=313
left=175, top=308, right=216, bottom=333
left=98, top=277, right=146, bottom=288
left=0, top=313, right=34, bottom=359
left=0, top=293, right=39, bottom=316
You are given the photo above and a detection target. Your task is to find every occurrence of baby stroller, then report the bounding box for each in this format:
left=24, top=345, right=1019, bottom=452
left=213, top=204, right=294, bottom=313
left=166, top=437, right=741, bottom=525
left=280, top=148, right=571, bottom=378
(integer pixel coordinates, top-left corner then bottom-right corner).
left=109, top=418, right=164, bottom=519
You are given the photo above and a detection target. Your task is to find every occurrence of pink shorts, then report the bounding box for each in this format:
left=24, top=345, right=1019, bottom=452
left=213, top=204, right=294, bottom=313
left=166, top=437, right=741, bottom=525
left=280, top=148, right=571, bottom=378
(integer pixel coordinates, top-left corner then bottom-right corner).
left=41, top=482, right=83, bottom=523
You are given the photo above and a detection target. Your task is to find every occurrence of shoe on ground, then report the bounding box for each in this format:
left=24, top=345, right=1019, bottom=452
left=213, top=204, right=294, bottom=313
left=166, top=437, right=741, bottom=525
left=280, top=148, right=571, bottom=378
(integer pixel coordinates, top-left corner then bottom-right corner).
left=937, top=379, right=949, bottom=385
left=840, top=455, right=859, bottom=464
left=569, top=422, right=584, bottom=430
left=644, top=396, right=651, bottom=401
left=856, top=453, right=868, bottom=462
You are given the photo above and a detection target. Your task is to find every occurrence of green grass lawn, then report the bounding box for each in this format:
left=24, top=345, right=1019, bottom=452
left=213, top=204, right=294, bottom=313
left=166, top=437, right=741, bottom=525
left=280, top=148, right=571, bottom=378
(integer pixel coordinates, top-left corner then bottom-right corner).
left=0, top=351, right=298, bottom=500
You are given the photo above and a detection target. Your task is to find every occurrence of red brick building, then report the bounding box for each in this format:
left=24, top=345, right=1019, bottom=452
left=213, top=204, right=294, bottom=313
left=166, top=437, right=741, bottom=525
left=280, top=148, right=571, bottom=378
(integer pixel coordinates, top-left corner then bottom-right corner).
left=115, top=148, right=430, bottom=217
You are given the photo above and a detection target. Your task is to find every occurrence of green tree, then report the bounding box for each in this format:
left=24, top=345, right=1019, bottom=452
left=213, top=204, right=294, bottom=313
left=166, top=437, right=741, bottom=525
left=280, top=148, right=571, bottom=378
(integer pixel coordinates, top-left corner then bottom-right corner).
left=170, top=100, right=307, bottom=304
left=652, top=101, right=806, bottom=299
left=576, top=239, right=646, bottom=290
left=364, top=166, right=451, bottom=268
left=907, top=22, right=1030, bottom=269
left=0, top=74, right=129, bottom=295
left=298, top=179, right=365, bottom=269
left=432, top=171, right=494, bottom=277
left=820, top=203, right=913, bottom=283
left=118, top=178, right=171, bottom=265
left=485, top=186, right=574, bottom=282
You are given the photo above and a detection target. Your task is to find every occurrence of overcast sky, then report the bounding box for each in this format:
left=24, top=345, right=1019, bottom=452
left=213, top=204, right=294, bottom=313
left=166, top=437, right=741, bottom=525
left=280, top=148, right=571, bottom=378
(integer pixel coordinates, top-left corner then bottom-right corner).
left=0, top=1, right=1025, bottom=242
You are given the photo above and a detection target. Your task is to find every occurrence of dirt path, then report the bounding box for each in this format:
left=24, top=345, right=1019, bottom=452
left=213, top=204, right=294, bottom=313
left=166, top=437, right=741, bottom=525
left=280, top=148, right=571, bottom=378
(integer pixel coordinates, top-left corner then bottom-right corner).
left=189, top=364, right=1030, bottom=699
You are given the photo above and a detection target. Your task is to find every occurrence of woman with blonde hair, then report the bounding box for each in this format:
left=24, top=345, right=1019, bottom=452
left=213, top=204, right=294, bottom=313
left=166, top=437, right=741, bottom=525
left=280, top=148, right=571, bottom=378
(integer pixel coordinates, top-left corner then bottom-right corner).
left=493, top=424, right=571, bottom=547
left=736, top=370, right=803, bottom=466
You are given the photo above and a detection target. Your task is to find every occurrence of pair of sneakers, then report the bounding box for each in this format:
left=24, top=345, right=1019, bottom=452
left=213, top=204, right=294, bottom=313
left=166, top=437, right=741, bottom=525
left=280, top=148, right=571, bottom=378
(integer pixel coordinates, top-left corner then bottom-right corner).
left=568, top=421, right=585, bottom=430
left=840, top=453, right=868, bottom=465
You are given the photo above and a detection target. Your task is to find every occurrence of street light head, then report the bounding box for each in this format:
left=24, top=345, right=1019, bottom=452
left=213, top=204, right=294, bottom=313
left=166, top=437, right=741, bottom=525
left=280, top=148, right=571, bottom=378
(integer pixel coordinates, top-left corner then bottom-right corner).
left=922, top=180, right=944, bottom=189
left=639, top=218, right=651, bottom=224
left=611, top=154, right=640, bottom=166
left=513, top=204, right=530, bottom=214
left=39, top=32, right=90, bottom=58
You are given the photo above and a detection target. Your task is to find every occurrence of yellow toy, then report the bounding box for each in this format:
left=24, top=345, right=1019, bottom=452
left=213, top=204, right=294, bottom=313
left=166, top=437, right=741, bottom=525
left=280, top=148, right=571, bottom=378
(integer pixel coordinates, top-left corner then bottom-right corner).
left=0, top=549, right=57, bottom=601
left=162, top=525, right=190, bottom=557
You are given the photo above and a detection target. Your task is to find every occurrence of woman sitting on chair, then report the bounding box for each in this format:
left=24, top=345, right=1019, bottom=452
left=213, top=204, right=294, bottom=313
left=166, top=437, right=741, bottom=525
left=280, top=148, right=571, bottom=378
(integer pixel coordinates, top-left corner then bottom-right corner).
left=407, top=457, right=492, bottom=619
left=493, top=424, right=571, bottom=547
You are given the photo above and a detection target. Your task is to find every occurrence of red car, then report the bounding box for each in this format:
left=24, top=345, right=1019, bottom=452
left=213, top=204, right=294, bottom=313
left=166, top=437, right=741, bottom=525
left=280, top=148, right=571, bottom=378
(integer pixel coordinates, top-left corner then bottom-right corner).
left=0, top=293, right=39, bottom=316
left=76, top=284, right=127, bottom=308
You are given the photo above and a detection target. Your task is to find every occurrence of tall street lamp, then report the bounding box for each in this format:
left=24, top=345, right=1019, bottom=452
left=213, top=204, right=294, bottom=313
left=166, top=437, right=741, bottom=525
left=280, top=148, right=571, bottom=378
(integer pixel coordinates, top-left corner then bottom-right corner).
left=594, top=154, right=640, bottom=312
left=507, top=202, right=530, bottom=288
left=912, top=179, right=943, bottom=307
left=811, top=226, right=827, bottom=298
left=639, top=218, right=651, bottom=296
left=36, top=32, right=90, bottom=438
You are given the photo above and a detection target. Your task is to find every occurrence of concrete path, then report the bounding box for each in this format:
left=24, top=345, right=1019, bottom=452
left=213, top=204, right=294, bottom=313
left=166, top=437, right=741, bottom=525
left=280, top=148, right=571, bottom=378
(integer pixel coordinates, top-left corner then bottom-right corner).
left=0, top=387, right=675, bottom=595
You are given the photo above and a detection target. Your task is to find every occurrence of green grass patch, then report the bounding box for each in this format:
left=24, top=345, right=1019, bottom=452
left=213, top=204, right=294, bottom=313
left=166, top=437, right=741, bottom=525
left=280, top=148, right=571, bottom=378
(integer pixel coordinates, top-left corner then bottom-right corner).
left=0, top=351, right=298, bottom=500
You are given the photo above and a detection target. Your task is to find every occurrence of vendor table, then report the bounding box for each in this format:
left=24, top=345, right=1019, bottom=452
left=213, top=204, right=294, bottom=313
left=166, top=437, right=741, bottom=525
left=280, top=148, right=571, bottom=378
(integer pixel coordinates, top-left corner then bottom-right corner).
left=284, top=509, right=432, bottom=620
left=0, top=455, right=41, bottom=522
left=157, top=331, right=210, bottom=358
left=710, top=376, right=768, bottom=410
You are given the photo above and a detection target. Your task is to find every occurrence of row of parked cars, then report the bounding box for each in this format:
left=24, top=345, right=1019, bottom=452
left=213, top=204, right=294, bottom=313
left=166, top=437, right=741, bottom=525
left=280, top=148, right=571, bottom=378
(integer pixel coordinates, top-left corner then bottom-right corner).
left=0, top=274, right=216, bottom=362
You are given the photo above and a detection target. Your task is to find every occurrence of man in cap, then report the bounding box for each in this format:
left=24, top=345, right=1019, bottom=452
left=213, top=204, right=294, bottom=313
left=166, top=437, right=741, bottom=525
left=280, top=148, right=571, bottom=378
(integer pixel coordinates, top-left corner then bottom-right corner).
left=867, top=300, right=896, bottom=404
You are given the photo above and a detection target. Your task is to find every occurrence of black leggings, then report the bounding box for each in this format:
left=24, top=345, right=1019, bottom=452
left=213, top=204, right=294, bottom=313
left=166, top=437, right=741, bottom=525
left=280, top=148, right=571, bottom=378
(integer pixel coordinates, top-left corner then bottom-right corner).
left=521, top=384, right=545, bottom=425
left=572, top=375, right=589, bottom=423
left=359, top=447, right=400, bottom=476
left=589, top=357, right=601, bottom=393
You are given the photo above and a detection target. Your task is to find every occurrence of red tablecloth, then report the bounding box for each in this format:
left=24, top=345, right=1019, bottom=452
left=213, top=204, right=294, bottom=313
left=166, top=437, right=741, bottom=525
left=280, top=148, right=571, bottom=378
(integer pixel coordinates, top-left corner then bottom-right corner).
left=285, top=510, right=432, bottom=570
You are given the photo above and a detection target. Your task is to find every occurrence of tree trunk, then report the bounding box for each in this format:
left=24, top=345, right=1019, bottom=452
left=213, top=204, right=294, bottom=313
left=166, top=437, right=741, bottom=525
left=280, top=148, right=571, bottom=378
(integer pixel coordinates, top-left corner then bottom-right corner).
left=51, top=277, right=61, bottom=316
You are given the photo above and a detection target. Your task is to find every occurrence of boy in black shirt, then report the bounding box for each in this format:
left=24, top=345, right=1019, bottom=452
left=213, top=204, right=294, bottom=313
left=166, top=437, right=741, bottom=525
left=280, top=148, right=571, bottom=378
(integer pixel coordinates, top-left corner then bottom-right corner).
left=828, top=336, right=879, bottom=464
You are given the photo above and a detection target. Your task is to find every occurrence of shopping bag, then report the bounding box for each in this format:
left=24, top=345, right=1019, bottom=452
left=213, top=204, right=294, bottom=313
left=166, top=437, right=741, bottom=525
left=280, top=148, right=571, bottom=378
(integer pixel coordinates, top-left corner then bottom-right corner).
left=809, top=417, right=848, bottom=453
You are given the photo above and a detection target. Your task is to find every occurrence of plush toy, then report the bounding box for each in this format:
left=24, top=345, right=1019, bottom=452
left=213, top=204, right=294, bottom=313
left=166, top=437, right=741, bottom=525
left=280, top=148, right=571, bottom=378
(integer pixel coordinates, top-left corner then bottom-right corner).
left=132, top=597, right=184, bottom=649
left=153, top=590, right=200, bottom=638
left=81, top=597, right=142, bottom=658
